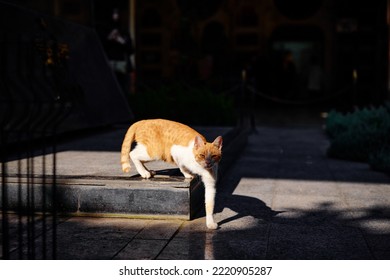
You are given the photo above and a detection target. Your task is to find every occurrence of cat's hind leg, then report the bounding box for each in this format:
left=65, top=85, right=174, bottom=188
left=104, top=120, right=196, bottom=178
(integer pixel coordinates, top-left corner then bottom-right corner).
left=130, top=144, right=153, bottom=179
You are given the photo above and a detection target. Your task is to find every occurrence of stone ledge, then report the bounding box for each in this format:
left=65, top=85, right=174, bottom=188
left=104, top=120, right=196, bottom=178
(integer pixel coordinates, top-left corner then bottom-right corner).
left=3, top=174, right=201, bottom=220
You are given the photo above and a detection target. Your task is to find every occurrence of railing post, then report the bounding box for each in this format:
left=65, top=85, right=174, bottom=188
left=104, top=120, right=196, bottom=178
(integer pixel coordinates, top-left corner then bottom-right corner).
left=240, top=69, right=247, bottom=128
left=0, top=33, right=10, bottom=260
left=240, top=68, right=256, bottom=132
left=1, top=130, right=10, bottom=260
left=352, top=69, right=358, bottom=106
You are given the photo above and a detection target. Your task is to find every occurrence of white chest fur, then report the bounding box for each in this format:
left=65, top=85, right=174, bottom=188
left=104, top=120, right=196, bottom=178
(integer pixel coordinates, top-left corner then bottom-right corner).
left=171, top=140, right=218, bottom=229
left=171, top=141, right=202, bottom=175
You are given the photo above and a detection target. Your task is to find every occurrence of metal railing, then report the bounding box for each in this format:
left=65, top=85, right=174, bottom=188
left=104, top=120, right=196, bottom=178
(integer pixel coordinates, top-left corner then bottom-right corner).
left=1, top=29, right=72, bottom=259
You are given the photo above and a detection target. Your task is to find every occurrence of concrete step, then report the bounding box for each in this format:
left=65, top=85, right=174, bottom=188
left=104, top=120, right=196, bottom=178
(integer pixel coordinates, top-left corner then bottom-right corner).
left=1, top=126, right=248, bottom=220
left=4, top=172, right=203, bottom=220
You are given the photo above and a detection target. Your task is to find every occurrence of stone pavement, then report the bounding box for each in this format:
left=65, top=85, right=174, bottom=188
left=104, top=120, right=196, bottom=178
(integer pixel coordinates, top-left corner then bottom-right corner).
left=3, top=125, right=390, bottom=259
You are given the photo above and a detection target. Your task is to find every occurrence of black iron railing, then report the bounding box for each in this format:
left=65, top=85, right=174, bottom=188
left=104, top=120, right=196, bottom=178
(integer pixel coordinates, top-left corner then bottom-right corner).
left=0, top=28, right=72, bottom=259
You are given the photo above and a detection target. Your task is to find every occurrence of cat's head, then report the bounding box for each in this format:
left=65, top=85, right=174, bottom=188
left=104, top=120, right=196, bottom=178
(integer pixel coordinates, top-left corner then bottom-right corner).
left=193, top=135, right=223, bottom=170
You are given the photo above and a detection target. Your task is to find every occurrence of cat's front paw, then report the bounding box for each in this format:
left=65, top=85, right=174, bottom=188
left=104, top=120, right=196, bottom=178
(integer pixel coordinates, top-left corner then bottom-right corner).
left=140, top=171, right=152, bottom=179
left=206, top=222, right=218, bottom=230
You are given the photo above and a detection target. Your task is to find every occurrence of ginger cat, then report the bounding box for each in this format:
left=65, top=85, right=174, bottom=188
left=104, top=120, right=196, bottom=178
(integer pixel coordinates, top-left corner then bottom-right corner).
left=120, top=119, right=222, bottom=229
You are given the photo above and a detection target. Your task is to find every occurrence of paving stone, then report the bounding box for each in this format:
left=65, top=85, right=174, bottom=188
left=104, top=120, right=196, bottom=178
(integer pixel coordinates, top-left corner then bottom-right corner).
left=134, top=220, right=183, bottom=240
left=272, top=193, right=346, bottom=212
left=157, top=237, right=211, bottom=259
left=232, top=178, right=275, bottom=194
left=9, top=217, right=149, bottom=259
left=158, top=233, right=268, bottom=260
left=114, top=239, right=168, bottom=260
left=363, top=235, right=390, bottom=259
left=337, top=182, right=390, bottom=209
left=266, top=223, right=372, bottom=259
left=275, top=179, right=340, bottom=197
left=0, top=213, right=68, bottom=259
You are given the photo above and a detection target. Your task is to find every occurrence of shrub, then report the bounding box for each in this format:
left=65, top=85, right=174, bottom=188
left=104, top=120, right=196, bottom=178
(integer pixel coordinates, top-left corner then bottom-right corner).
left=369, top=145, right=390, bottom=174
left=325, top=110, right=349, bottom=140
left=325, top=105, right=390, bottom=172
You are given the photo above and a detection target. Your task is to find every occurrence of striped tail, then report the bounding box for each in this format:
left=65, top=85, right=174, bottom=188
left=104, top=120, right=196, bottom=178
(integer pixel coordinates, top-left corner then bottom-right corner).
left=120, top=124, right=136, bottom=173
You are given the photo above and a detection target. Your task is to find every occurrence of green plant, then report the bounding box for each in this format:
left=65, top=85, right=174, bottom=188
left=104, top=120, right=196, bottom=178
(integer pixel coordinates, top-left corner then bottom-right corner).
left=325, top=105, right=390, bottom=173
left=325, top=110, right=349, bottom=140
left=369, top=145, right=390, bottom=174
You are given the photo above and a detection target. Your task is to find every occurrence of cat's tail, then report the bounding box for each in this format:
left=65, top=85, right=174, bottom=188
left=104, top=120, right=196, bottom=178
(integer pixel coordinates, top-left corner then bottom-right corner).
left=120, top=123, right=137, bottom=173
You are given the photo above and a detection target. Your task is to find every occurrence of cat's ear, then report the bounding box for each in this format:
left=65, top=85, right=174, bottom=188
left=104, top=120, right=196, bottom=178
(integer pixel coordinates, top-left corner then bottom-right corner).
left=194, top=135, right=205, bottom=149
left=213, top=136, right=223, bottom=151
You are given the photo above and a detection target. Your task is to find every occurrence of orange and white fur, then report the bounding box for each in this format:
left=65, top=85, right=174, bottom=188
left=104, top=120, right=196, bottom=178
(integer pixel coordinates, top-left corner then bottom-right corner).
left=120, top=119, right=222, bottom=229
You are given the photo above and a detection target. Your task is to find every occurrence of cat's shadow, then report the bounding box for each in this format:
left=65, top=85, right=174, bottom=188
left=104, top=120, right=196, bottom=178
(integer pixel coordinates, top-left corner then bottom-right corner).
left=192, top=192, right=281, bottom=227
left=216, top=194, right=281, bottom=226
left=130, top=169, right=280, bottom=226
left=129, top=168, right=186, bottom=181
